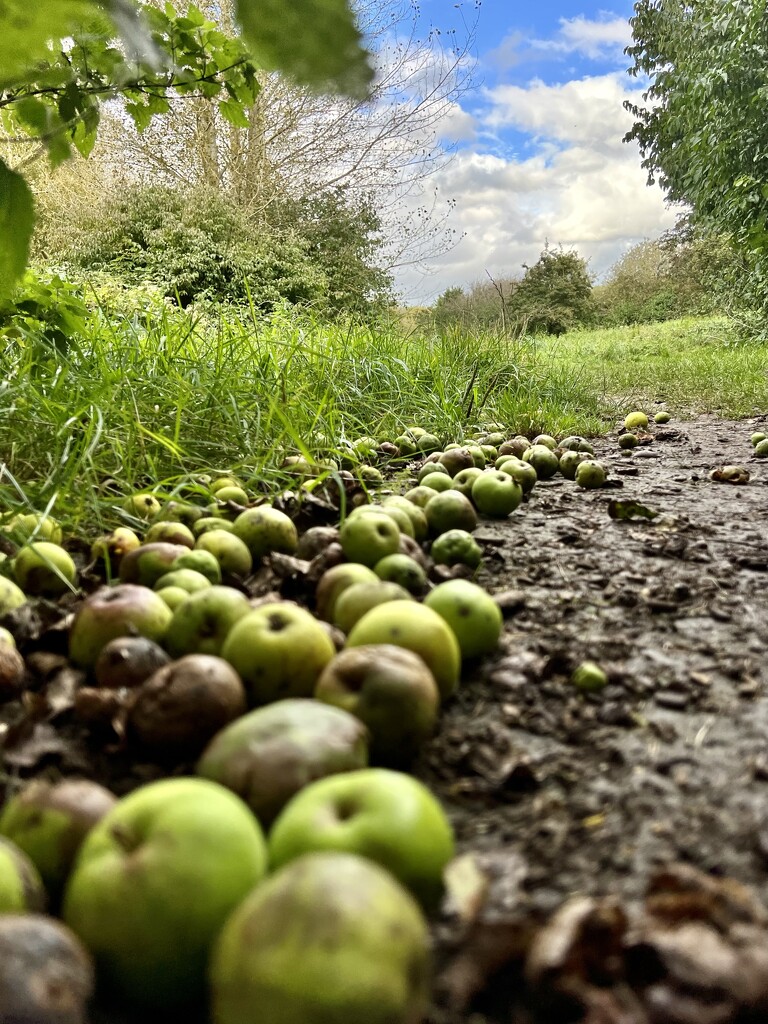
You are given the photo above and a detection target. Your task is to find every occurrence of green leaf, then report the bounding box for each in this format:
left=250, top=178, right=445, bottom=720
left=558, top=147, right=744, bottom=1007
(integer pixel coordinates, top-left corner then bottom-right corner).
left=219, top=98, right=250, bottom=128
left=0, top=0, right=94, bottom=85
left=0, top=161, right=35, bottom=299
left=234, top=0, right=374, bottom=98
left=607, top=499, right=659, bottom=521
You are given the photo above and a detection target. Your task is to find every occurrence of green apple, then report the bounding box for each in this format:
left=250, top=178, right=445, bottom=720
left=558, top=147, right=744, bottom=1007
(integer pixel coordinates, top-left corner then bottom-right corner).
left=211, top=486, right=250, bottom=505
left=153, top=500, right=204, bottom=529
left=522, top=444, right=559, bottom=479
left=416, top=433, right=441, bottom=455
left=69, top=584, right=173, bottom=670
left=5, top=513, right=62, bottom=545
left=122, top=493, right=162, bottom=520
left=558, top=435, right=586, bottom=451
left=0, top=837, right=46, bottom=912
left=156, top=585, right=191, bottom=610
left=63, top=778, right=268, bottom=1009
left=90, top=527, right=141, bottom=573
left=119, top=542, right=190, bottom=587
left=346, top=600, right=461, bottom=700
left=163, top=585, right=251, bottom=658
left=425, top=488, right=478, bottom=535
left=221, top=602, right=336, bottom=704
left=559, top=450, right=589, bottom=480
left=624, top=411, right=649, bottom=430
left=210, top=475, right=244, bottom=495
left=619, top=432, right=638, bottom=449
left=755, top=438, right=768, bottom=457
left=532, top=433, right=557, bottom=450
left=143, top=520, right=196, bottom=548
left=268, top=768, right=455, bottom=909
left=197, top=699, right=368, bottom=826
left=654, top=411, right=671, bottom=424
left=196, top=530, right=252, bottom=577
left=750, top=431, right=767, bottom=447
left=13, top=542, right=77, bottom=596
left=315, top=563, right=379, bottom=622
left=153, top=567, right=212, bottom=594
left=438, top=448, right=474, bottom=475
left=127, top=654, right=247, bottom=757
left=209, top=851, right=430, bottom=1024
left=471, top=471, right=523, bottom=517
left=232, top=506, right=298, bottom=560
left=194, top=517, right=237, bottom=537
left=418, top=472, right=454, bottom=493
left=0, top=576, right=27, bottom=615
left=315, top=645, right=439, bottom=765
left=393, top=434, right=419, bottom=457
left=333, top=581, right=414, bottom=634
left=0, top=627, right=16, bottom=648
left=347, top=504, right=414, bottom=539
left=403, top=484, right=441, bottom=507
left=452, top=466, right=484, bottom=497
left=424, top=579, right=503, bottom=659
left=372, top=555, right=427, bottom=596
left=575, top=460, right=607, bottom=488
left=465, top=445, right=486, bottom=468
left=170, top=548, right=222, bottom=583
left=499, top=457, right=537, bottom=494
left=381, top=496, right=429, bottom=540
left=0, top=780, right=116, bottom=900
left=571, top=661, right=608, bottom=692
left=339, top=512, right=400, bottom=567
left=430, top=529, right=482, bottom=569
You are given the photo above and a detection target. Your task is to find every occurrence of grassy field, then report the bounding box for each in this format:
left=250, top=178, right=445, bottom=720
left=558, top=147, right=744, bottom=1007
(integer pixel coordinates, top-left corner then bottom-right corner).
left=0, top=305, right=765, bottom=532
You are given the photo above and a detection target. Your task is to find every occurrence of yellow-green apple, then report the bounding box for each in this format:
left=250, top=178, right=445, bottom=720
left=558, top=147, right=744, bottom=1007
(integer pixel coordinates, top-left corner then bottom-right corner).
left=268, top=768, right=454, bottom=909
left=417, top=461, right=449, bottom=483
left=575, top=460, right=607, bottom=488
left=346, top=600, right=461, bottom=700
left=532, top=433, right=557, bottom=449
left=452, top=467, right=484, bottom=497
left=90, top=527, right=140, bottom=574
left=315, top=563, right=378, bottom=622
left=372, top=555, right=427, bottom=596
left=333, top=581, right=413, bottom=634
left=425, top=489, right=477, bottom=535
left=5, top=513, right=62, bottom=544
left=0, top=837, right=46, bottom=912
left=418, top=472, right=453, bottom=493
left=121, top=493, right=161, bottom=520
left=62, top=778, right=267, bottom=1009
left=339, top=512, right=400, bottom=567
left=381, top=496, right=428, bottom=541
left=348, top=502, right=415, bottom=538
left=558, top=450, right=588, bottom=480
left=193, top=517, right=236, bottom=537
left=118, top=542, right=189, bottom=587
left=13, top=542, right=77, bottom=596
left=0, top=780, right=116, bottom=901
left=521, top=444, right=559, bottom=479
left=171, top=548, right=222, bottom=583
left=471, top=471, right=523, bottom=517
left=499, top=458, right=537, bottom=493
left=221, top=603, right=336, bottom=704
left=143, top=521, right=196, bottom=548
left=430, top=528, right=482, bottom=569
left=233, top=506, right=298, bottom=560
left=153, top=568, right=212, bottom=594
left=624, top=411, right=649, bottom=430
left=195, top=530, right=252, bottom=577
left=424, top=579, right=503, bottom=659
left=196, top=698, right=368, bottom=826
left=315, top=645, right=439, bottom=765
left=163, top=585, right=251, bottom=658
left=209, top=851, right=430, bottom=1024
left=69, top=584, right=173, bottom=670
left=0, top=576, right=26, bottom=615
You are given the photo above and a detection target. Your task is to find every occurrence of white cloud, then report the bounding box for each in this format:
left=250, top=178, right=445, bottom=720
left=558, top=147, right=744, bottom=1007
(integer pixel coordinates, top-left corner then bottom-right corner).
left=393, top=73, right=677, bottom=303
left=488, top=13, right=631, bottom=70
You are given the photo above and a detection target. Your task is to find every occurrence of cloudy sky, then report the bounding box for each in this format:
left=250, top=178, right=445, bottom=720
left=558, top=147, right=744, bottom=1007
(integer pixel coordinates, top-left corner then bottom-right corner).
left=393, top=0, right=677, bottom=304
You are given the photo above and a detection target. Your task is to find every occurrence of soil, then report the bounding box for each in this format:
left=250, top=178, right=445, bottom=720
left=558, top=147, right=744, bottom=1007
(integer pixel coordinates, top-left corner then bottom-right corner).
left=1, top=413, right=768, bottom=1024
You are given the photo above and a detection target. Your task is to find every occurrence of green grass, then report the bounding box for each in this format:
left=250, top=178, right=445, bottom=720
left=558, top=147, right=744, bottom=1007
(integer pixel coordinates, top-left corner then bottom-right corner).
left=0, top=304, right=764, bottom=533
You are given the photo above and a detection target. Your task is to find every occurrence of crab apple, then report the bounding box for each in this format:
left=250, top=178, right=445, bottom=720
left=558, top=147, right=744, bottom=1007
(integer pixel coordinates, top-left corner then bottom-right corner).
left=333, top=581, right=414, bottom=635
left=373, top=554, right=427, bottom=596
left=122, top=493, right=162, bottom=520
left=575, top=460, right=607, bottom=489
left=69, top=584, right=173, bottom=670
left=62, top=778, right=267, bottom=1009
left=315, top=645, right=439, bottom=765
left=221, top=602, right=336, bottom=705
left=209, top=852, right=430, bottom=1024
left=471, top=471, right=523, bottom=517
left=0, top=576, right=27, bottom=615
left=90, top=527, right=140, bottom=572
left=197, top=698, right=368, bottom=826
left=624, top=411, right=649, bottom=430
left=232, top=506, right=298, bottom=560
left=339, top=512, right=400, bottom=568
left=425, top=488, right=477, bottom=535
left=143, top=521, right=196, bottom=548
left=5, top=513, right=62, bottom=544
left=346, top=600, right=461, bottom=700
left=119, top=542, right=190, bottom=588
left=163, top=585, right=251, bottom=658
left=268, top=769, right=455, bottom=909
left=522, top=444, right=559, bottom=480
left=424, top=579, right=503, bottom=659
left=14, top=542, right=77, bottom=597
left=0, top=837, right=46, bottom=912
left=195, top=530, right=252, bottom=577
left=315, top=563, right=379, bottom=622
left=430, top=528, right=482, bottom=569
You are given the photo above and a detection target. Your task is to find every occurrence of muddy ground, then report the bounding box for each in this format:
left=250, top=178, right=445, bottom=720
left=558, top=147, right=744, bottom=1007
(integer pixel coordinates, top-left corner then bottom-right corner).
left=423, top=414, right=768, bottom=1024
left=1, top=414, right=767, bottom=1024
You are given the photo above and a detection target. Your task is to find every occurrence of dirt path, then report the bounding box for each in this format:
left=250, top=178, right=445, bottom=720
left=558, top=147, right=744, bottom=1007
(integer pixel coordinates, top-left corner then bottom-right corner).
left=421, top=414, right=768, bottom=1023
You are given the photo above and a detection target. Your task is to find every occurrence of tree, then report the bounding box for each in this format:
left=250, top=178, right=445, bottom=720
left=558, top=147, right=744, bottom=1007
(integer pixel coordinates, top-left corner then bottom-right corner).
left=625, top=0, right=768, bottom=317
left=510, top=245, right=594, bottom=335
left=0, top=0, right=374, bottom=297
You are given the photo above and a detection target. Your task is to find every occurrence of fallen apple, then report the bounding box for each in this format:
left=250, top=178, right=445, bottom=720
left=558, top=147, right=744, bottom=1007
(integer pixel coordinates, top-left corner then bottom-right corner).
left=575, top=460, right=607, bottom=488
left=424, top=579, right=503, bottom=659
left=93, top=636, right=171, bottom=689
left=521, top=444, right=559, bottom=480
left=268, top=768, right=455, bottom=909
left=372, top=554, right=427, bottom=596
left=153, top=567, right=212, bottom=594
left=315, top=645, right=439, bottom=765
left=62, top=778, right=267, bottom=1009
left=333, top=581, right=414, bottom=634
left=122, top=493, right=162, bottom=520
left=119, top=542, right=190, bottom=588
left=624, top=411, right=649, bottom=430
left=339, top=511, right=400, bottom=567
left=425, top=488, right=478, bottom=535
left=430, top=528, right=482, bottom=569
left=163, top=585, right=251, bottom=658
left=315, top=563, right=379, bottom=622
left=14, top=541, right=77, bottom=597
left=170, top=548, right=222, bottom=583
left=195, top=530, right=253, bottom=577
left=0, top=576, right=27, bottom=615
left=0, top=836, right=46, bottom=912
left=571, top=660, right=608, bottom=692
left=232, top=505, right=298, bottom=560
left=654, top=411, right=671, bottom=424
left=69, top=584, right=173, bottom=670
left=209, top=852, right=430, bottom=1024
left=143, top=521, right=196, bottom=548
left=471, top=471, right=523, bottom=517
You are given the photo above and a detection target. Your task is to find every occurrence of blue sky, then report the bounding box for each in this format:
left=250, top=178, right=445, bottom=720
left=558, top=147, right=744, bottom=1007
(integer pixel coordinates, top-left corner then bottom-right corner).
left=393, top=0, right=676, bottom=303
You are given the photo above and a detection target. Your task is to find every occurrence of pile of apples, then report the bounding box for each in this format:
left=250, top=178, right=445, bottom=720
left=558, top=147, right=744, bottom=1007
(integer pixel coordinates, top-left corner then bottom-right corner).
left=0, top=422, right=612, bottom=1023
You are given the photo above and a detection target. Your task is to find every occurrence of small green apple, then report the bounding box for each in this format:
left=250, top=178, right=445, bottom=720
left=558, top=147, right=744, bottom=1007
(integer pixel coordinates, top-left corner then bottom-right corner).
left=471, top=471, right=523, bottom=517
left=452, top=467, right=484, bottom=497
left=571, top=660, right=608, bottom=692
left=373, top=554, right=427, bottom=596
left=619, top=432, right=638, bottom=449
left=13, top=542, right=77, bottom=597
left=221, top=602, right=336, bottom=704
left=315, top=645, right=439, bottom=765
left=654, top=411, right=671, bottom=424
left=232, top=506, right=298, bottom=560
left=153, top=567, right=212, bottom=594
left=417, top=461, right=449, bottom=483
left=559, top=436, right=586, bottom=451
left=156, top=585, right=191, bottom=610
left=751, top=431, right=767, bottom=447
left=143, top=521, right=196, bottom=548
left=5, top=513, right=62, bottom=545
left=425, top=489, right=478, bottom=535
left=522, top=444, right=560, bottom=480
left=63, top=778, right=268, bottom=1009
left=347, top=504, right=414, bottom=539
left=90, top=527, right=141, bottom=573
left=195, top=530, right=253, bottom=577
left=209, top=852, right=430, bottom=1024
left=333, top=581, right=414, bottom=634
left=0, top=780, right=116, bottom=900
left=315, top=563, right=379, bottom=622
left=196, top=699, right=368, bottom=826
left=69, top=584, right=173, bottom=670
left=339, top=512, right=400, bottom=567
left=559, top=450, right=589, bottom=480
left=424, top=579, right=503, bottom=659
left=430, top=528, right=482, bottom=569
left=268, top=768, right=455, bottom=909
left=0, top=837, right=46, bottom=912
left=532, top=433, right=557, bottom=450
left=416, top=433, right=441, bottom=455
left=624, top=411, right=649, bottom=430
left=418, top=472, right=454, bottom=493
left=119, top=542, right=190, bottom=588
left=0, top=577, right=27, bottom=615
left=381, top=496, right=428, bottom=541
left=211, top=486, right=250, bottom=505
left=194, top=516, right=236, bottom=537
left=575, top=460, right=607, bottom=488
left=163, top=585, right=251, bottom=658
left=346, top=600, right=461, bottom=700
left=499, top=458, right=537, bottom=493
left=170, top=548, right=222, bottom=583
left=403, top=484, right=441, bottom=507
left=122, top=493, right=162, bottom=520
left=755, top=438, right=768, bottom=457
